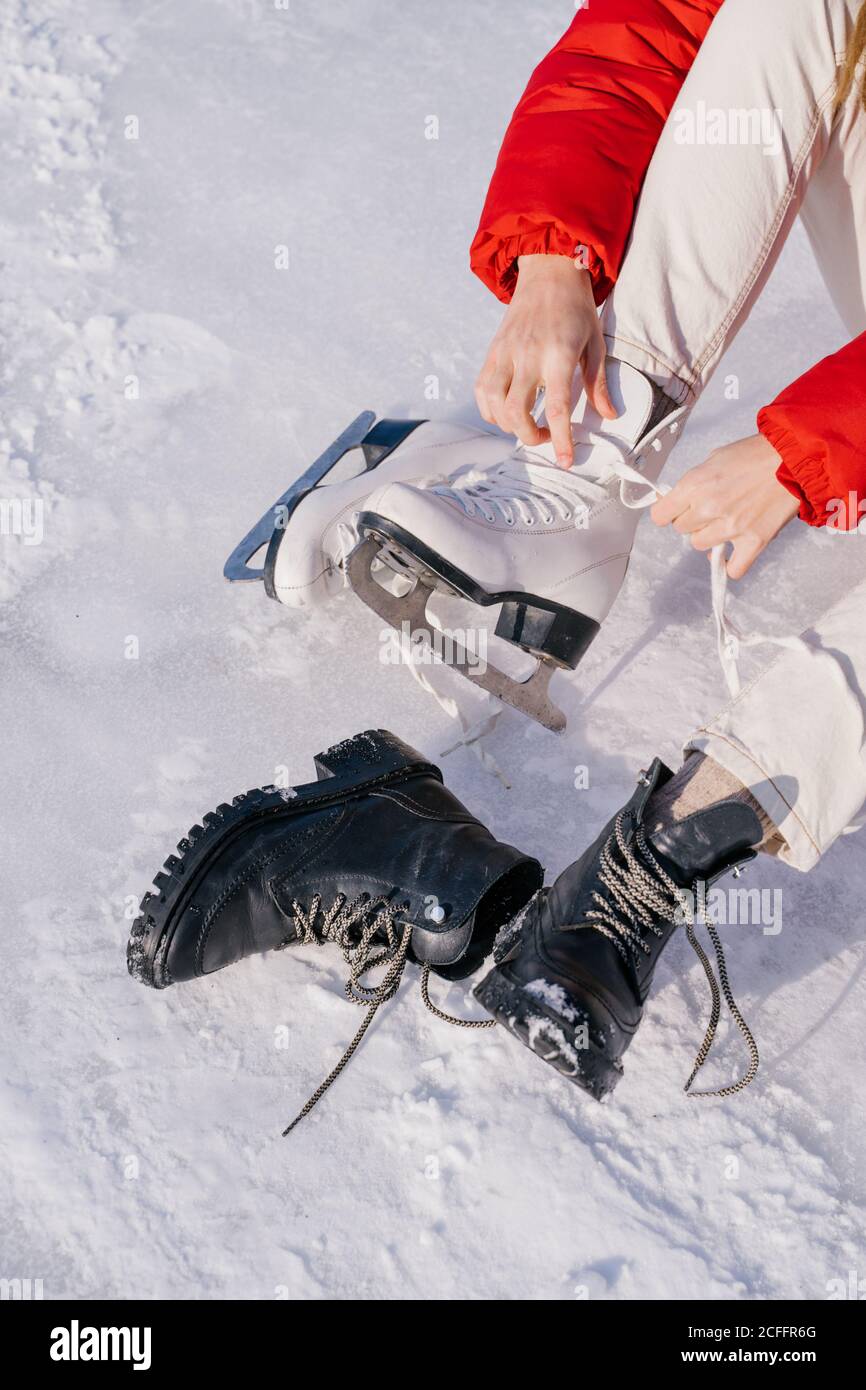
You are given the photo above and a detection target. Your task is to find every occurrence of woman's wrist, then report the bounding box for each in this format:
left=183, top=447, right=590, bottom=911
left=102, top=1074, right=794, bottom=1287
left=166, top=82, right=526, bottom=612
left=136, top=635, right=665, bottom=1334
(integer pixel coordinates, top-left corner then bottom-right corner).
left=517, top=253, right=588, bottom=275
left=515, top=254, right=594, bottom=299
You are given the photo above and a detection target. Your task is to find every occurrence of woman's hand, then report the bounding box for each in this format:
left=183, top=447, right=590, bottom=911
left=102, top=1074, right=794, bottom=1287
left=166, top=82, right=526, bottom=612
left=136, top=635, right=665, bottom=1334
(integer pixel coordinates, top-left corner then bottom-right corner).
left=475, top=255, right=616, bottom=467
left=650, top=433, right=800, bottom=578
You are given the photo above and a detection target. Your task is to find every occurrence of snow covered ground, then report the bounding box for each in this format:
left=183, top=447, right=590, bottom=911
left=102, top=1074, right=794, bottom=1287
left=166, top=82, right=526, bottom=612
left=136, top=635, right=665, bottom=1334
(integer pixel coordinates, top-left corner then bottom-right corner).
left=3, top=0, right=865, bottom=1301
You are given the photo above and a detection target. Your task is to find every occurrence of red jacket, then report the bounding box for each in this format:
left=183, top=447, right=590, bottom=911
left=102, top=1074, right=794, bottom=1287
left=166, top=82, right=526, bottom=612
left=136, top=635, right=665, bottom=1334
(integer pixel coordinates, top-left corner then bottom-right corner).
left=470, top=0, right=866, bottom=529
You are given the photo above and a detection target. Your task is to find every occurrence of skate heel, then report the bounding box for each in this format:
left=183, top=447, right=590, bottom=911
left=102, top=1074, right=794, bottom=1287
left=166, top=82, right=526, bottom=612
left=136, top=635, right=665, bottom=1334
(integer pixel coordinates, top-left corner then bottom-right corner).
left=474, top=966, right=623, bottom=1102
left=313, top=729, right=438, bottom=786
left=494, top=601, right=598, bottom=669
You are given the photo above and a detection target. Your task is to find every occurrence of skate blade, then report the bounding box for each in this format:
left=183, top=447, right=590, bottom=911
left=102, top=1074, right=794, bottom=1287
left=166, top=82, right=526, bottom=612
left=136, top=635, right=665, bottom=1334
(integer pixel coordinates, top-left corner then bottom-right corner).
left=223, top=411, right=378, bottom=583
left=347, top=536, right=567, bottom=734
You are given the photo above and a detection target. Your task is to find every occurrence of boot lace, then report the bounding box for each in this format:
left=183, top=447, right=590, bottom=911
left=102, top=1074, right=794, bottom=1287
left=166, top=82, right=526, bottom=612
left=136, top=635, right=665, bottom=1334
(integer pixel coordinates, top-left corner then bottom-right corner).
left=425, top=436, right=656, bottom=528
left=280, top=890, right=494, bottom=1135
left=582, top=813, right=760, bottom=1098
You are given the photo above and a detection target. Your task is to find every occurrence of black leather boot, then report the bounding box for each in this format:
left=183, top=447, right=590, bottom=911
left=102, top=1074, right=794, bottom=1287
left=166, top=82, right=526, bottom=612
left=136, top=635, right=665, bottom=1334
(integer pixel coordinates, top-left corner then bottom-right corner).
left=474, top=759, right=763, bottom=1102
left=128, top=729, right=542, bottom=1129
left=129, top=728, right=541, bottom=987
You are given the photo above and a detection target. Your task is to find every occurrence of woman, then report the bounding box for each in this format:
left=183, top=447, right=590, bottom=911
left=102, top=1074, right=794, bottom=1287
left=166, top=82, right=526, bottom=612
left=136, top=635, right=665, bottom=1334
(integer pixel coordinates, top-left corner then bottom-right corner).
left=471, top=0, right=866, bottom=561
left=144, top=1, right=866, bottom=1119
left=343, top=0, right=866, bottom=1092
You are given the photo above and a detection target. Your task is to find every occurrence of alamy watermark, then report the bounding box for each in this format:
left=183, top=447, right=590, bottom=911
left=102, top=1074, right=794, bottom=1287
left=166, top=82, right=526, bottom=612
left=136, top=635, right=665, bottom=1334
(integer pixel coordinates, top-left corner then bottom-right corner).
left=674, top=883, right=783, bottom=937
left=0, top=496, right=44, bottom=545
left=673, top=102, right=783, bottom=157
left=50, top=1321, right=152, bottom=1370
left=379, top=620, right=487, bottom=675
left=826, top=493, right=866, bottom=532
left=826, top=1270, right=865, bottom=1300
left=0, top=1277, right=44, bottom=1299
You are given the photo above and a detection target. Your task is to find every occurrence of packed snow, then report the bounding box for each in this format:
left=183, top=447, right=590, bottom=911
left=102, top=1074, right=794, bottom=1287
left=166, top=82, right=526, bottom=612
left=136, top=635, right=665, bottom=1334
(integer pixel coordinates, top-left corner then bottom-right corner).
left=3, top=0, right=865, bottom=1301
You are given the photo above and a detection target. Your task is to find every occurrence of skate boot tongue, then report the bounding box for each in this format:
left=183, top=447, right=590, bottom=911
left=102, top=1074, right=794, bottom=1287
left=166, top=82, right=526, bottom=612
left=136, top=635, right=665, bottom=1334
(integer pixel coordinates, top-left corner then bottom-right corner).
left=647, top=800, right=764, bottom=888
left=523, top=359, right=658, bottom=470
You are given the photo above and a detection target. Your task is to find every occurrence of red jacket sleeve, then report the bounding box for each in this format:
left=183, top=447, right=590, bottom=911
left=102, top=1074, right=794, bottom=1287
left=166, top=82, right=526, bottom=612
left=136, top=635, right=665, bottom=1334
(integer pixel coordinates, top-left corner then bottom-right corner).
left=758, top=334, right=866, bottom=529
left=470, top=0, right=725, bottom=304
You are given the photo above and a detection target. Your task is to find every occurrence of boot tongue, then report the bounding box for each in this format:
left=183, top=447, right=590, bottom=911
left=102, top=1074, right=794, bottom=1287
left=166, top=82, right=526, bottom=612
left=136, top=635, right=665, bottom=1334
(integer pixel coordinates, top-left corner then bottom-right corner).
left=522, top=358, right=656, bottom=468
left=647, top=801, right=764, bottom=887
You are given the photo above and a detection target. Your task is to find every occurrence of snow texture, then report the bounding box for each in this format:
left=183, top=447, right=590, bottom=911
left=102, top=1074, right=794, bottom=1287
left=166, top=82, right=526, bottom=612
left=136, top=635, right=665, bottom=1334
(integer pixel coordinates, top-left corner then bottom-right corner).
left=3, top=0, right=866, bottom=1301
left=524, top=979, right=584, bottom=1026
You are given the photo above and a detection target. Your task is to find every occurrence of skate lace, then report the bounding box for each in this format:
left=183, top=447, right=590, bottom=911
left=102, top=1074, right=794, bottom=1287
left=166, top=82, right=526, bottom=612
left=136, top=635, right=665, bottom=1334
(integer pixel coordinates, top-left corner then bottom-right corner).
left=335, top=519, right=366, bottom=588
left=421, top=416, right=790, bottom=706
left=280, top=890, right=494, bottom=1135
left=583, top=813, right=760, bottom=1098
left=427, top=434, right=657, bottom=527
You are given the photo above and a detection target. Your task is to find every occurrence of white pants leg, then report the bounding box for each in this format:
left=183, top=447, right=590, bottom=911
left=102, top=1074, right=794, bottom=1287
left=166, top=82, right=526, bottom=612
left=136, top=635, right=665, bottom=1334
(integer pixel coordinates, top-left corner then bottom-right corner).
left=598, top=0, right=866, bottom=870
left=686, top=583, right=866, bottom=871
left=600, top=0, right=866, bottom=396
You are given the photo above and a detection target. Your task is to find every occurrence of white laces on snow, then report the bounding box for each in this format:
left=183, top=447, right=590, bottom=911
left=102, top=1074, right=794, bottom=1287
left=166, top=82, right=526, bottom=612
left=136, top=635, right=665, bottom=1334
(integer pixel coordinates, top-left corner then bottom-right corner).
left=708, top=546, right=820, bottom=698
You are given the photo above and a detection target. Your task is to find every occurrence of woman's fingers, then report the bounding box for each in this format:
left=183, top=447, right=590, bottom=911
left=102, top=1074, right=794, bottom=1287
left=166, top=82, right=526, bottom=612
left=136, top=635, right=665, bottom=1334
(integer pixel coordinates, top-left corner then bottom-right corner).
left=650, top=484, right=689, bottom=527
left=689, top=519, right=731, bottom=552
left=726, top=533, right=764, bottom=580
left=582, top=327, right=617, bottom=422
left=504, top=373, right=546, bottom=446
left=474, top=358, right=513, bottom=428
left=474, top=381, right=493, bottom=425
left=672, top=507, right=706, bottom=536
left=476, top=352, right=579, bottom=458
left=475, top=258, right=604, bottom=451
left=543, top=363, right=578, bottom=465
left=648, top=435, right=795, bottom=580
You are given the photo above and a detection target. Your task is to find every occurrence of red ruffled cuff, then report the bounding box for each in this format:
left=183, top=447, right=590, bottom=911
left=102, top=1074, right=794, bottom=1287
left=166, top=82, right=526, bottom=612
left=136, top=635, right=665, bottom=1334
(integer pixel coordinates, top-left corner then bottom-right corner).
left=757, top=408, right=846, bottom=529
left=469, top=221, right=609, bottom=306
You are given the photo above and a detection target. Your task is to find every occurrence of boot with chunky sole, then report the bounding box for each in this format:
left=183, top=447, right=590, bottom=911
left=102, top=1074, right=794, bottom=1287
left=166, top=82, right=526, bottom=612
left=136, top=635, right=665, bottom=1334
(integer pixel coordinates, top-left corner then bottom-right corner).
left=127, top=729, right=542, bottom=1129
left=474, top=760, right=763, bottom=1101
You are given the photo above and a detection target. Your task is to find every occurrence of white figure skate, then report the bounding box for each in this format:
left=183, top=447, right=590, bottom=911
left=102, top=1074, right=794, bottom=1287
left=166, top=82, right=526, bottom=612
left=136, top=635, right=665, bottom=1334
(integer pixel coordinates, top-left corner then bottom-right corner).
left=223, top=412, right=518, bottom=608
left=348, top=360, right=689, bottom=732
